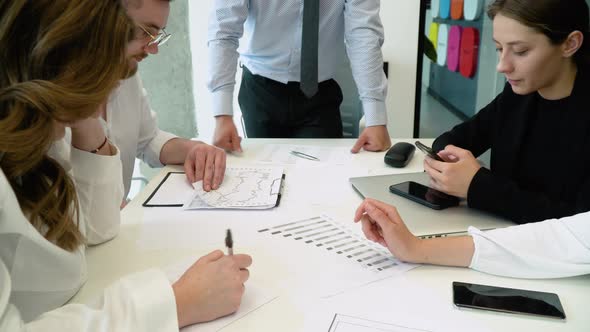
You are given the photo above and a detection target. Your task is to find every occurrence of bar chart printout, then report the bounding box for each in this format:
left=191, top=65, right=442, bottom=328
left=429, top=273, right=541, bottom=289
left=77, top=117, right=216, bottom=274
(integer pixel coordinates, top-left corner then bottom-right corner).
left=258, top=215, right=418, bottom=296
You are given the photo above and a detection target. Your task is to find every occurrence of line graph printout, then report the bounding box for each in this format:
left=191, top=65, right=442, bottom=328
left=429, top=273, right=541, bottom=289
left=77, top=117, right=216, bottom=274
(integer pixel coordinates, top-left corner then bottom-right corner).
left=184, top=167, right=284, bottom=210
left=258, top=215, right=417, bottom=297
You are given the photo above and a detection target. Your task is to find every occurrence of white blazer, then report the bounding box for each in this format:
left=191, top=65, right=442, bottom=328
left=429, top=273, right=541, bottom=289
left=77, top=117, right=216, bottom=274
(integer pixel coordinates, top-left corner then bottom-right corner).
left=0, top=143, right=178, bottom=331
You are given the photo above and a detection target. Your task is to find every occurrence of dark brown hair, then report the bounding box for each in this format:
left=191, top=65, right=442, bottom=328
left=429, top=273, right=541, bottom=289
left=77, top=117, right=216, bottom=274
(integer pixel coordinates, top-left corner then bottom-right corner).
left=0, top=0, right=133, bottom=250
left=488, top=0, right=590, bottom=66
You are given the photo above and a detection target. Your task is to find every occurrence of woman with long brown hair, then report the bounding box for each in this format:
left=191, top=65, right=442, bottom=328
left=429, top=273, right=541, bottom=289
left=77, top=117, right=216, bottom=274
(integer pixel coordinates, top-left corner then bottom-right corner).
left=0, top=0, right=251, bottom=330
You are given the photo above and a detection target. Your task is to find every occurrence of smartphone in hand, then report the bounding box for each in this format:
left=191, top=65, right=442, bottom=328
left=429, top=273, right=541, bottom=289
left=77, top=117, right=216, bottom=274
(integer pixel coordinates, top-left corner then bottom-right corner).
left=415, top=141, right=443, bottom=161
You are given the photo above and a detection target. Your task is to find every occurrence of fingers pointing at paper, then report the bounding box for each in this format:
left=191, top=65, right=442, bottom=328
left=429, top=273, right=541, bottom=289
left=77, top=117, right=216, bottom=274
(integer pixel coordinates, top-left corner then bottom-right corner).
left=184, top=143, right=227, bottom=191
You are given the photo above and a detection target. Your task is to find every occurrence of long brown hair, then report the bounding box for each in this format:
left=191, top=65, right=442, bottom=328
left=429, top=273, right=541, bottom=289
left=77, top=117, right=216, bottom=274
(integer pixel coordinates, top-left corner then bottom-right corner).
left=0, top=0, right=133, bottom=251
left=488, top=0, right=590, bottom=66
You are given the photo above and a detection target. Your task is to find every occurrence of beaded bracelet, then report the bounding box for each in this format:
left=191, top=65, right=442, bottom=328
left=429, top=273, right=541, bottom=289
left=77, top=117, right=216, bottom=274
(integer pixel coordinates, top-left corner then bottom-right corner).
left=91, top=136, right=109, bottom=154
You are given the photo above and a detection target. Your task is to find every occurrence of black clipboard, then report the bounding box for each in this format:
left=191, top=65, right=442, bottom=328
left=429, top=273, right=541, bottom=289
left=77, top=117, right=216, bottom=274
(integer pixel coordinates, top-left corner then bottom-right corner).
left=143, top=172, right=286, bottom=208
left=142, top=172, right=185, bottom=207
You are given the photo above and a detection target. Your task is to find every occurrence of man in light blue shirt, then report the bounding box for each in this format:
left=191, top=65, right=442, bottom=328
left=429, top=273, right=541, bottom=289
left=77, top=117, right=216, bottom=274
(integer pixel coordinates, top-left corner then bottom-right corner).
left=208, top=0, right=391, bottom=153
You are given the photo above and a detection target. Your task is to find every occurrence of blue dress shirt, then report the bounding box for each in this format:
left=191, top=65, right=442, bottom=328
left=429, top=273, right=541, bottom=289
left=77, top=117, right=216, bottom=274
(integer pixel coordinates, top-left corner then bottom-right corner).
left=207, top=0, right=388, bottom=127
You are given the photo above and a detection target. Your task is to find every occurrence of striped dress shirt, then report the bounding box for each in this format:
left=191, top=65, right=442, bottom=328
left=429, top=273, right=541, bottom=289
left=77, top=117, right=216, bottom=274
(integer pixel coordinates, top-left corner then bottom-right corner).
left=207, top=0, right=388, bottom=127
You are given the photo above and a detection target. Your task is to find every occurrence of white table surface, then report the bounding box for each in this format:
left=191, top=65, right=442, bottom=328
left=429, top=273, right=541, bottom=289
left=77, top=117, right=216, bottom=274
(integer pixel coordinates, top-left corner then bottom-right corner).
left=70, top=139, right=590, bottom=332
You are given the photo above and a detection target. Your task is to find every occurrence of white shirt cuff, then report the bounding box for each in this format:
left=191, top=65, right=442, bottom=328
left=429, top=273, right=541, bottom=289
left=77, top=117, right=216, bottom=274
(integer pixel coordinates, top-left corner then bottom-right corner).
left=70, top=145, right=122, bottom=185
left=211, top=90, right=234, bottom=117
left=361, top=100, right=387, bottom=127
left=146, top=130, right=178, bottom=168
left=467, top=226, right=483, bottom=269
left=117, top=269, right=179, bottom=331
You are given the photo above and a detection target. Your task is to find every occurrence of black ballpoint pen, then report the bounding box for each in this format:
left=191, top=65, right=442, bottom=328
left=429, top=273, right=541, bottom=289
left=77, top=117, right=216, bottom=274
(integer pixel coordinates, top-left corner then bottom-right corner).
left=225, top=229, right=233, bottom=255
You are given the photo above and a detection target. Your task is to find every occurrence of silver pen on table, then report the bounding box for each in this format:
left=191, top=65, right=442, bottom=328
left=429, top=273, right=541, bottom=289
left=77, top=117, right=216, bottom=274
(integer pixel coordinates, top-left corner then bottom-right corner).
left=290, top=150, right=320, bottom=161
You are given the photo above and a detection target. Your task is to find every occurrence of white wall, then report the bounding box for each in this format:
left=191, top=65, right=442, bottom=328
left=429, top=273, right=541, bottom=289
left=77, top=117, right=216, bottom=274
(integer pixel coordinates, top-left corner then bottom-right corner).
left=380, top=1, right=421, bottom=137
left=189, top=1, right=421, bottom=141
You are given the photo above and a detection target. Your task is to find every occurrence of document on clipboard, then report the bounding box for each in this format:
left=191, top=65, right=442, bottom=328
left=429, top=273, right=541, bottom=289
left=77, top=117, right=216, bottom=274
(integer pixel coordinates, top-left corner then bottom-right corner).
left=183, top=166, right=285, bottom=210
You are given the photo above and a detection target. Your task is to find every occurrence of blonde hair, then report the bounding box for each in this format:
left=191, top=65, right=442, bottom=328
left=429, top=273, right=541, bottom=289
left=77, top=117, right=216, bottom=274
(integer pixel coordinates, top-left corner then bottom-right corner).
left=0, top=0, right=133, bottom=250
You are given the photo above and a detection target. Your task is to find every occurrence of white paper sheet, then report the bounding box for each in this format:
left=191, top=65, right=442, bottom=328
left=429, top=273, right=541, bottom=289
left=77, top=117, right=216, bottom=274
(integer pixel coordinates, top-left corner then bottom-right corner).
left=300, top=272, right=495, bottom=332
left=184, top=167, right=284, bottom=210
left=163, top=257, right=279, bottom=332
left=136, top=205, right=307, bottom=251
left=256, top=144, right=352, bottom=165
left=283, top=165, right=370, bottom=207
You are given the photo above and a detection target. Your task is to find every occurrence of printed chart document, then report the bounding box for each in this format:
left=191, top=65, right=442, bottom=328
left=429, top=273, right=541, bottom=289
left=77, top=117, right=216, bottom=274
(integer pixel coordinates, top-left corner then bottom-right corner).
left=257, top=214, right=418, bottom=297
left=184, top=166, right=284, bottom=210
left=256, top=144, right=352, bottom=165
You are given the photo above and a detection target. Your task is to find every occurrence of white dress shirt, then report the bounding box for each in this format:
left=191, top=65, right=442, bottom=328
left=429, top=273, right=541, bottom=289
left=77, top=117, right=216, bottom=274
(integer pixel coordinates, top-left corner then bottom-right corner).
left=104, top=74, right=177, bottom=198
left=469, top=211, right=590, bottom=278
left=0, top=142, right=178, bottom=331
left=207, top=0, right=388, bottom=127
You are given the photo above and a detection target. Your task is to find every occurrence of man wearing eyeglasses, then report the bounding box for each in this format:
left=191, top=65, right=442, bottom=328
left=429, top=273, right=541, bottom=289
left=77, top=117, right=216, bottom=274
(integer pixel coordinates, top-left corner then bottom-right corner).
left=208, top=0, right=392, bottom=154
left=101, top=0, right=227, bottom=201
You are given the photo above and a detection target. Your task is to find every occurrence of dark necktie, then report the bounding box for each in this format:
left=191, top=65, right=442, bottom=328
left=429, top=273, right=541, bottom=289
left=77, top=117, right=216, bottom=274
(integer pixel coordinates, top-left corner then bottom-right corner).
left=300, top=0, right=319, bottom=98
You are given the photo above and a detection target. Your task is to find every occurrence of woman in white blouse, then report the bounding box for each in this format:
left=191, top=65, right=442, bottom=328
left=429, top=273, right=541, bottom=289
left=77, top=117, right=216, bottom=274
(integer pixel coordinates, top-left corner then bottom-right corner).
left=355, top=198, right=590, bottom=278
left=0, top=1, right=251, bottom=330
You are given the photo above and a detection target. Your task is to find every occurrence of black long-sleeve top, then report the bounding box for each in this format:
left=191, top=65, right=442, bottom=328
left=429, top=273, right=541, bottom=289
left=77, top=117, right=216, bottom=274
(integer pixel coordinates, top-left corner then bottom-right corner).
left=433, top=67, right=590, bottom=224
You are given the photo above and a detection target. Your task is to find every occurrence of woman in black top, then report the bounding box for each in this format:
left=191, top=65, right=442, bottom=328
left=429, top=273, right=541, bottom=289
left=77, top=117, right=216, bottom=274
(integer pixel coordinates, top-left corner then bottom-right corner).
left=426, top=0, right=590, bottom=224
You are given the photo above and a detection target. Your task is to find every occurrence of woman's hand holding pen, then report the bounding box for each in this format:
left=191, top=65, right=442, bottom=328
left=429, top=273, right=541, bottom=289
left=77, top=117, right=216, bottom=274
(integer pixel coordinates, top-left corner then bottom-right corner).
left=172, top=250, right=252, bottom=328
left=354, top=198, right=421, bottom=263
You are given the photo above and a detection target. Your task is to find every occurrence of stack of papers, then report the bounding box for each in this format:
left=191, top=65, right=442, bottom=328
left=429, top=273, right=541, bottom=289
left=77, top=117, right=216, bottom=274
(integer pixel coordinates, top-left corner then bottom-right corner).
left=184, top=166, right=284, bottom=210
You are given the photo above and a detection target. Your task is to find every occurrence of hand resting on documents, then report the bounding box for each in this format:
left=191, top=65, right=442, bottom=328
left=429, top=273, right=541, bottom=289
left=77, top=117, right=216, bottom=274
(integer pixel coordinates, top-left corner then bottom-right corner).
left=181, top=142, right=227, bottom=192
left=354, top=198, right=475, bottom=267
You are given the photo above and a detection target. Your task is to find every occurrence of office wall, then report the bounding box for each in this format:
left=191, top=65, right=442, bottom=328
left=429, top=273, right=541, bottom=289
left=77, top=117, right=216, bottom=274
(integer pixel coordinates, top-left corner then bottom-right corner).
left=189, top=1, right=421, bottom=141
left=139, top=0, right=195, bottom=138
left=189, top=1, right=224, bottom=142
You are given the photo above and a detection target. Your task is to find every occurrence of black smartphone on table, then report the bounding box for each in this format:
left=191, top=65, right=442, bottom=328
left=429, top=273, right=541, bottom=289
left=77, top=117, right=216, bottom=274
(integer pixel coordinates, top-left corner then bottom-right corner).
left=452, top=281, right=566, bottom=320
left=389, top=181, right=459, bottom=210
left=415, top=141, right=443, bottom=161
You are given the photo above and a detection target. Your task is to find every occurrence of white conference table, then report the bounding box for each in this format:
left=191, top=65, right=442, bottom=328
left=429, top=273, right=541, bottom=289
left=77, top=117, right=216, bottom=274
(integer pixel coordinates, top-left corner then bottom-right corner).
left=71, top=139, right=590, bottom=332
